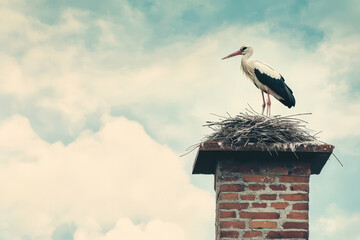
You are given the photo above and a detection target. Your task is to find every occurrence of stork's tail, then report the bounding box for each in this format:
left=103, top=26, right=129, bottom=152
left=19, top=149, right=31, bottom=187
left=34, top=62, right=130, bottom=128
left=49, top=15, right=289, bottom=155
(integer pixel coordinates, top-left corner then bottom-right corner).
left=280, top=85, right=296, bottom=108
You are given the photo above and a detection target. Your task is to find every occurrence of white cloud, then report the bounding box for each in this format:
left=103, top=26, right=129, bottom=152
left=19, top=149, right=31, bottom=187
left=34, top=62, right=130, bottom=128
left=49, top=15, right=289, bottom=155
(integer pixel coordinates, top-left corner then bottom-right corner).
left=311, top=203, right=360, bottom=240
left=0, top=55, right=30, bottom=96
left=56, top=9, right=88, bottom=35
left=0, top=115, right=213, bottom=239
left=74, top=218, right=186, bottom=240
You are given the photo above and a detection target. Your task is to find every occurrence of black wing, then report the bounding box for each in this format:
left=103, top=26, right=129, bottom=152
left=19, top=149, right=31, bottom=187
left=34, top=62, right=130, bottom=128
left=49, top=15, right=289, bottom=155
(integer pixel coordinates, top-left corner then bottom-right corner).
left=254, top=68, right=295, bottom=108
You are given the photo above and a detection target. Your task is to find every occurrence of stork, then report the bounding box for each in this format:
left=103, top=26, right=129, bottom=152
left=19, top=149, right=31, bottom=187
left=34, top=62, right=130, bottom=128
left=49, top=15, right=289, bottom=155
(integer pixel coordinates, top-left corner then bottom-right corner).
left=222, top=45, right=295, bottom=116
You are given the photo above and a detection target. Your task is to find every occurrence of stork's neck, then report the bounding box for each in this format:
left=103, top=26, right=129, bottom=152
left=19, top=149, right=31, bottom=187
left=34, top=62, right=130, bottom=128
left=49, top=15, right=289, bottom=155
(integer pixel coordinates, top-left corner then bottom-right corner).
left=241, top=52, right=252, bottom=68
left=240, top=52, right=254, bottom=77
left=242, top=52, right=252, bottom=61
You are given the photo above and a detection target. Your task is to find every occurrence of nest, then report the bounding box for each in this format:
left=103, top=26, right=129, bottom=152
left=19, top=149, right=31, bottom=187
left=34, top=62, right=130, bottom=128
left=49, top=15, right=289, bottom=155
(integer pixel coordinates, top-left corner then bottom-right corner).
left=182, top=107, right=342, bottom=166
left=204, top=111, right=318, bottom=147
left=182, top=108, right=320, bottom=157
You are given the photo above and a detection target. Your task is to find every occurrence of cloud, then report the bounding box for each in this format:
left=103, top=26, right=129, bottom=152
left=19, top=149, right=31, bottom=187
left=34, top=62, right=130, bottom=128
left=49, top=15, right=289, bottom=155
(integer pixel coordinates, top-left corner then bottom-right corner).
left=0, top=115, right=213, bottom=240
left=311, top=203, right=360, bottom=240
left=74, top=218, right=186, bottom=240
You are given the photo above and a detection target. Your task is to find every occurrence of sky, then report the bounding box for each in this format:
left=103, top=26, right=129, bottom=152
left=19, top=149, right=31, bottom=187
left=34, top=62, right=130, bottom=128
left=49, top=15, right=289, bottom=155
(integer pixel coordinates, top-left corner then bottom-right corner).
left=0, top=0, right=359, bottom=239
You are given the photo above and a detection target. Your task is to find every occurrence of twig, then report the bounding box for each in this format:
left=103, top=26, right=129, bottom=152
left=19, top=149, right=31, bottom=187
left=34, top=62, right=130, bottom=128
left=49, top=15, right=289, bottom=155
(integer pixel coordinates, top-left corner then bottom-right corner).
left=331, top=153, right=344, bottom=167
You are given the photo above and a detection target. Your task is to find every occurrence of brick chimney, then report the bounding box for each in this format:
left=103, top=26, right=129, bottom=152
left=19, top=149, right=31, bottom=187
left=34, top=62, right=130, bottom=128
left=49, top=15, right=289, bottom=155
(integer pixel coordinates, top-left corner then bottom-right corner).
left=193, top=142, right=334, bottom=239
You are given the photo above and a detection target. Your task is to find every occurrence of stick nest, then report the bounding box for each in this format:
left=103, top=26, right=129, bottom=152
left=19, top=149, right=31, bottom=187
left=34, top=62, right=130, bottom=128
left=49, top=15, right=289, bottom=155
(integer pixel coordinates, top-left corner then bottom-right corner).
left=182, top=108, right=342, bottom=166
left=182, top=109, right=320, bottom=157
left=205, top=111, right=318, bottom=147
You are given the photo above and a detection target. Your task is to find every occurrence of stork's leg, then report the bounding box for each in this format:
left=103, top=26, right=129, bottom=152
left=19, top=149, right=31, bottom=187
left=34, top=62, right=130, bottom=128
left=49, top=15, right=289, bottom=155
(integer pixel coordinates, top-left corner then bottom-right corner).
left=266, top=90, right=271, bottom=116
left=261, top=91, right=266, bottom=115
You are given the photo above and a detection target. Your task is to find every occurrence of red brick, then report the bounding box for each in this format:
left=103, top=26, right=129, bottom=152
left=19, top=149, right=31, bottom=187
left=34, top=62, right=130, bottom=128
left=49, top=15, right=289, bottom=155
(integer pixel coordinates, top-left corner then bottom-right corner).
left=220, top=221, right=245, bottom=229
left=220, top=193, right=238, bottom=200
left=243, top=231, right=262, bottom=238
left=252, top=202, right=267, bottom=208
left=249, top=221, right=277, bottom=229
left=241, top=194, right=255, bottom=200
left=287, top=211, right=308, bottom=220
left=283, top=222, right=308, bottom=229
left=269, top=184, right=287, bottom=191
left=243, top=174, right=275, bottom=183
left=220, top=211, right=236, bottom=218
left=249, top=184, right=265, bottom=191
left=271, top=202, right=289, bottom=209
left=239, top=212, right=280, bottom=219
left=291, top=165, right=311, bottom=175
left=268, top=166, right=288, bottom=175
left=279, top=176, right=309, bottom=183
left=260, top=194, right=277, bottom=200
left=280, top=194, right=309, bottom=201
left=220, top=231, right=239, bottom=238
left=220, top=184, right=245, bottom=192
left=291, top=184, right=309, bottom=192
left=220, top=177, right=238, bottom=182
left=292, top=203, right=309, bottom=210
left=220, top=203, right=249, bottom=210
left=267, top=231, right=308, bottom=239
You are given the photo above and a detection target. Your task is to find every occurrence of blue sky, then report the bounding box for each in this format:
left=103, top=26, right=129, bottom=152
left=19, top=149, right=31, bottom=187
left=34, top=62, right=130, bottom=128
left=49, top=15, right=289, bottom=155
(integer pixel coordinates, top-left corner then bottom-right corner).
left=0, top=0, right=359, bottom=239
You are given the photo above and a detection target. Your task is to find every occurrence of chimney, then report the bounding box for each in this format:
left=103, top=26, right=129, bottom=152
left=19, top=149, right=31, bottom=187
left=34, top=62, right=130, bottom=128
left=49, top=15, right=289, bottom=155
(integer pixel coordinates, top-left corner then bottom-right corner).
left=193, top=142, right=334, bottom=239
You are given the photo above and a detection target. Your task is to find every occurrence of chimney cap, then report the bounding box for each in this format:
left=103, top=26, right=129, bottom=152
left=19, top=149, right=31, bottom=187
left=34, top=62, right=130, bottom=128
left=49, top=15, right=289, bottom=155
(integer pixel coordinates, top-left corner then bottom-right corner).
left=192, top=141, right=334, bottom=175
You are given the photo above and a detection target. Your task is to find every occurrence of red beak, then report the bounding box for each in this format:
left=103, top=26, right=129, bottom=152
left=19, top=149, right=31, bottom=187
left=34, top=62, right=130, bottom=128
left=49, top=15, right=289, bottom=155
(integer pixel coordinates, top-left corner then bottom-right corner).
left=222, top=50, right=243, bottom=60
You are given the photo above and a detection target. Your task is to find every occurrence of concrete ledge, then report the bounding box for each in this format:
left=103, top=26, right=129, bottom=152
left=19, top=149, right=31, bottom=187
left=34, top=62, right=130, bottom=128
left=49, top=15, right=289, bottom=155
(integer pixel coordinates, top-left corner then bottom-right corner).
left=192, top=142, right=334, bottom=175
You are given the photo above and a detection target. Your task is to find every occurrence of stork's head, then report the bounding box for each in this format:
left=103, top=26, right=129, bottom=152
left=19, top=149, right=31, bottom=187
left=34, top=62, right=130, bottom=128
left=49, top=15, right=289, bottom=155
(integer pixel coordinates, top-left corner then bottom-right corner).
left=222, top=45, right=253, bottom=60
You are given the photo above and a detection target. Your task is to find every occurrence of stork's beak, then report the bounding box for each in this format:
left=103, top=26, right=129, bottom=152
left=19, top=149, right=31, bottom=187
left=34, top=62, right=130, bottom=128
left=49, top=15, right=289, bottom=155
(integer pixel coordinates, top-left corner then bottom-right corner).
left=222, top=50, right=243, bottom=60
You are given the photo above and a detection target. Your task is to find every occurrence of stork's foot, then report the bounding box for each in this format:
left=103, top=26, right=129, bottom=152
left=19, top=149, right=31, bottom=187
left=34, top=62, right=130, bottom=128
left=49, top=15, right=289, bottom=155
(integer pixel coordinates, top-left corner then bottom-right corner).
left=266, top=100, right=271, bottom=116
left=267, top=106, right=271, bottom=116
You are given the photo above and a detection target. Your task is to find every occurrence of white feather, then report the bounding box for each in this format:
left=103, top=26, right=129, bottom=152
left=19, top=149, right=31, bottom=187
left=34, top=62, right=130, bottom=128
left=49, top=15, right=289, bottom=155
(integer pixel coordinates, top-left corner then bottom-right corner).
left=253, top=61, right=281, bottom=79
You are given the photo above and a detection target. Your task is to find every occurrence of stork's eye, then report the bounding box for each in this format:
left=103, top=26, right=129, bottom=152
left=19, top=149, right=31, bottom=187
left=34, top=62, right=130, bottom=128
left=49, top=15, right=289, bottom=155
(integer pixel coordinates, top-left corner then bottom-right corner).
left=242, top=47, right=247, bottom=51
